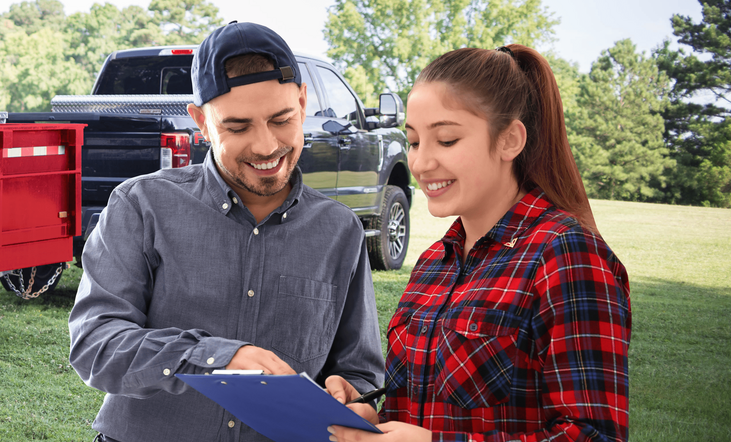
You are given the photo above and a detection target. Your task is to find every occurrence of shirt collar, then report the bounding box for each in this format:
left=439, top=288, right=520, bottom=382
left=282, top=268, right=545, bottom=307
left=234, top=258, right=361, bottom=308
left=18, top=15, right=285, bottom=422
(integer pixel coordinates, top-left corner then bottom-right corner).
left=204, top=150, right=302, bottom=217
left=440, top=187, right=553, bottom=259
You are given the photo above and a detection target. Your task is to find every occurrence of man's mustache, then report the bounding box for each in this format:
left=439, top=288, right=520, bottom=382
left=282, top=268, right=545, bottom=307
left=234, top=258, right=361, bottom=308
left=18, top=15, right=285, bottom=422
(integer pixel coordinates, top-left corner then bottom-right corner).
left=236, top=146, right=293, bottom=164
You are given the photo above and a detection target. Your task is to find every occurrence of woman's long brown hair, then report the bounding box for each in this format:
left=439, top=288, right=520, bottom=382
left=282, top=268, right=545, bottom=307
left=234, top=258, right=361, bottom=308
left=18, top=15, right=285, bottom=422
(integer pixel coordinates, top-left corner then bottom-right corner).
left=415, top=45, right=597, bottom=232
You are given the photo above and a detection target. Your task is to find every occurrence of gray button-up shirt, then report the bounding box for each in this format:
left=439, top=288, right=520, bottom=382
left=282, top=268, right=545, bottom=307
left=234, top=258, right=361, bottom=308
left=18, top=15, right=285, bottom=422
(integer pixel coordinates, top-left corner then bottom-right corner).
left=69, top=152, right=384, bottom=442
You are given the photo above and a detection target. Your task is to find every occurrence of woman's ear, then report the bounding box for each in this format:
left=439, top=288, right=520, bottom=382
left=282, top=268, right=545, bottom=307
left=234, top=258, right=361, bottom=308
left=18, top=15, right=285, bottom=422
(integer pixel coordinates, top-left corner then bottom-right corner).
left=498, top=119, right=527, bottom=162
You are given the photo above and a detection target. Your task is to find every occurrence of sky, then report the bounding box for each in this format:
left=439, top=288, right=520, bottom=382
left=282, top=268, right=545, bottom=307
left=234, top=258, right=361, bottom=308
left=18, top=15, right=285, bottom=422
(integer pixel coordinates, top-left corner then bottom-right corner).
left=0, top=0, right=705, bottom=73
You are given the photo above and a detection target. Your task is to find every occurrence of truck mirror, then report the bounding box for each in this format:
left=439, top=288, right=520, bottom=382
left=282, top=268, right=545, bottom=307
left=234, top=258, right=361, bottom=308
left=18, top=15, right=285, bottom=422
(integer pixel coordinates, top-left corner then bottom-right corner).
left=380, top=95, right=397, bottom=115
left=322, top=120, right=356, bottom=135
left=378, top=93, right=405, bottom=128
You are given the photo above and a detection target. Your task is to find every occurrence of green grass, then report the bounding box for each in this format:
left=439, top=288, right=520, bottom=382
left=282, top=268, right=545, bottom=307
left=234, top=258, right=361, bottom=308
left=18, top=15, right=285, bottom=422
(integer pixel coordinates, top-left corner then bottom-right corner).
left=2, top=193, right=730, bottom=440
left=0, top=265, right=104, bottom=440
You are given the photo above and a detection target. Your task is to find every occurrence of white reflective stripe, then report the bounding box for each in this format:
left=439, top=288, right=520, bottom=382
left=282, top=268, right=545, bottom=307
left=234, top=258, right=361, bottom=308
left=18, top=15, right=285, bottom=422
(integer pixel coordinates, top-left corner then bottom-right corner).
left=2, top=146, right=66, bottom=158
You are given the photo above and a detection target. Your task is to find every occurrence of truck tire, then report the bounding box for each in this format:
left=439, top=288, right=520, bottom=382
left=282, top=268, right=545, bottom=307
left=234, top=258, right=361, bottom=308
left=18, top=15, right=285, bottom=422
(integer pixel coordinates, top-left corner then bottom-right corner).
left=1, top=263, right=65, bottom=298
left=368, top=185, right=410, bottom=271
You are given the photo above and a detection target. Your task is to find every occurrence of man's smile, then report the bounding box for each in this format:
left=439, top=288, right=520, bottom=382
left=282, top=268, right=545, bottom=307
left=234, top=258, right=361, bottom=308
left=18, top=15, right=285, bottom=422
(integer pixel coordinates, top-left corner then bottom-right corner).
left=249, top=157, right=281, bottom=170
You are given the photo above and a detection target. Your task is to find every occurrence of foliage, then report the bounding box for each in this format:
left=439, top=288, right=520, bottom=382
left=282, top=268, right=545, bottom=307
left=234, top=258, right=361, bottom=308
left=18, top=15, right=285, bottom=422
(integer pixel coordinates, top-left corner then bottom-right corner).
left=149, top=0, right=223, bottom=45
left=323, top=0, right=558, bottom=104
left=0, top=0, right=222, bottom=112
left=569, top=39, right=673, bottom=201
left=0, top=26, right=89, bottom=112
left=653, top=0, right=731, bottom=208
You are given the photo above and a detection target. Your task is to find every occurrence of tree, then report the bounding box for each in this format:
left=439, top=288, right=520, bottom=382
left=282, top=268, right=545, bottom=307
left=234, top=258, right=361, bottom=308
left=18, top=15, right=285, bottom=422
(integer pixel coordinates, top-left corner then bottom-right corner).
left=570, top=39, right=672, bottom=201
left=65, top=3, right=166, bottom=82
left=0, top=0, right=223, bottom=111
left=149, top=0, right=222, bottom=45
left=0, top=27, right=89, bottom=112
left=547, top=53, right=581, bottom=136
left=1, top=0, right=65, bottom=35
left=323, top=0, right=558, bottom=104
left=654, top=0, right=731, bottom=208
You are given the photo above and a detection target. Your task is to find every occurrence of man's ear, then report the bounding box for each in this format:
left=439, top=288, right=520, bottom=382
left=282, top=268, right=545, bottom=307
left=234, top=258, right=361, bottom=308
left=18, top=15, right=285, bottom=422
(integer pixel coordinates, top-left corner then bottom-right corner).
left=499, top=119, right=527, bottom=162
left=187, top=103, right=208, bottom=139
left=298, top=82, right=308, bottom=124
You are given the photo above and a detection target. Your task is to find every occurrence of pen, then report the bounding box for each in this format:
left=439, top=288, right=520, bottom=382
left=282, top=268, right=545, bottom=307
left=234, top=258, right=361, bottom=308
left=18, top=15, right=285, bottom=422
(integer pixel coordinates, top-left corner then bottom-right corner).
left=346, top=387, right=388, bottom=405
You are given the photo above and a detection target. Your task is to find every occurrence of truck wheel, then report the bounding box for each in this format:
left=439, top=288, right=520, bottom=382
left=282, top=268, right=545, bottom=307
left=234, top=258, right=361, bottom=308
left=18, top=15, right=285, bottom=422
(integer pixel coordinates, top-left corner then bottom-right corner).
left=368, top=185, right=410, bottom=271
left=1, top=263, right=65, bottom=299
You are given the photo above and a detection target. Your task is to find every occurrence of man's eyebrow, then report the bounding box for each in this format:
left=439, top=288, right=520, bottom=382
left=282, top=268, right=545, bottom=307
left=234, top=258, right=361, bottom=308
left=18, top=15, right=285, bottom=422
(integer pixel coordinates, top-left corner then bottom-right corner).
left=268, top=107, right=295, bottom=120
left=221, top=117, right=252, bottom=125
left=219, top=108, right=295, bottom=125
left=405, top=120, right=461, bottom=130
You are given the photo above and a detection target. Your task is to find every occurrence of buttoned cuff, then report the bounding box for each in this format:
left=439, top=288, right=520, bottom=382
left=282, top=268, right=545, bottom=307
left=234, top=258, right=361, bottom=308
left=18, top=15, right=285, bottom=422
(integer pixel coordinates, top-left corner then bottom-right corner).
left=185, top=337, right=249, bottom=371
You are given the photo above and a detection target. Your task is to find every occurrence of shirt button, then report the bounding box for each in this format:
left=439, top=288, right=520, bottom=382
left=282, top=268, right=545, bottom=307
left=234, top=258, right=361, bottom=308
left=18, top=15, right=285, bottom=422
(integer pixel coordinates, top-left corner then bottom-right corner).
left=222, top=203, right=229, bottom=210
left=421, top=325, right=428, bottom=334
left=469, top=323, right=478, bottom=332
left=253, top=227, right=259, bottom=235
left=248, top=290, right=255, bottom=298
left=163, top=368, right=171, bottom=376
left=207, top=357, right=215, bottom=365
left=283, top=212, right=287, bottom=219
left=228, top=420, right=235, bottom=428
left=233, top=197, right=238, bottom=205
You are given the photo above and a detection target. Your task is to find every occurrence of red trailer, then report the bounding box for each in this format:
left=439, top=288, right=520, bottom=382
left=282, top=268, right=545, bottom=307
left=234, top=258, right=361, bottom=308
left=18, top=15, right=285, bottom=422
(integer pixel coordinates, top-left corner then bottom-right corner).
left=0, top=118, right=84, bottom=299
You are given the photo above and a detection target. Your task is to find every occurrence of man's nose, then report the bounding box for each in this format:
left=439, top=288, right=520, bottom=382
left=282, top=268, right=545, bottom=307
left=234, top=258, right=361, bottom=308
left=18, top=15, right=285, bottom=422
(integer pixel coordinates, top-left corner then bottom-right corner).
left=249, top=126, right=280, bottom=158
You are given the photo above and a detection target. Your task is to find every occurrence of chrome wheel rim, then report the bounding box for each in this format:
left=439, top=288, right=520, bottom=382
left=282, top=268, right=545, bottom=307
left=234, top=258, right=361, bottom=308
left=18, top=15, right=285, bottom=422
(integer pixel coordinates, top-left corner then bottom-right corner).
left=387, top=202, right=406, bottom=260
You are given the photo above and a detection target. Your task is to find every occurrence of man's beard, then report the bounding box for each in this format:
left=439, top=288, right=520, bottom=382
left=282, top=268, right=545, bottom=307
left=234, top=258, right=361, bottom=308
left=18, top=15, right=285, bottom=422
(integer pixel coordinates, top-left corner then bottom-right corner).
left=216, top=145, right=296, bottom=197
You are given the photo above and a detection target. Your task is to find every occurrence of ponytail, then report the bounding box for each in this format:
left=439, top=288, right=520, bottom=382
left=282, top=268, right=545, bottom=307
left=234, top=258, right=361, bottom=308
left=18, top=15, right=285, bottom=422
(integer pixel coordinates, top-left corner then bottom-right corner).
left=509, top=45, right=597, bottom=232
left=415, top=46, right=598, bottom=232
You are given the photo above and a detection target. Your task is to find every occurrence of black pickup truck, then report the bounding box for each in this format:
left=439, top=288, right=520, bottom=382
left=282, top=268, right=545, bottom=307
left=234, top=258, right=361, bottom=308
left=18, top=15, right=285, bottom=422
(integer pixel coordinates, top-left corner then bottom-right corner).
left=5, top=46, right=412, bottom=293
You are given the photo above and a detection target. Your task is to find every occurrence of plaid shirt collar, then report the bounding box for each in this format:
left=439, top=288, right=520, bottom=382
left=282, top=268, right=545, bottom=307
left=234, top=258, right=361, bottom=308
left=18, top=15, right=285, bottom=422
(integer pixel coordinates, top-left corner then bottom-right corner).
left=440, top=187, right=553, bottom=260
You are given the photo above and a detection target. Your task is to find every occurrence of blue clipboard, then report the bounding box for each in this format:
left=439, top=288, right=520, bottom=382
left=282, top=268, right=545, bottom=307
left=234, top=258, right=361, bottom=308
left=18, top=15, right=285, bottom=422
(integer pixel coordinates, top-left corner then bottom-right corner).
left=176, top=372, right=381, bottom=442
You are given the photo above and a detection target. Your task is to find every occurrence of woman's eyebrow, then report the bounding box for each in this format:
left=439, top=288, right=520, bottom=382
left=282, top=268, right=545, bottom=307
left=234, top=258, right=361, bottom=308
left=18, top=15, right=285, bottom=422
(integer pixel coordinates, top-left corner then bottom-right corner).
left=405, top=120, right=461, bottom=130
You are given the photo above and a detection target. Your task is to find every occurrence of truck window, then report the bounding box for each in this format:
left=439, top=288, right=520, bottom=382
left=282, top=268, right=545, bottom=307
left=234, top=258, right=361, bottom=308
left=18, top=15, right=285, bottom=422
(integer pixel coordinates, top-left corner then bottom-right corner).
left=162, top=67, right=193, bottom=94
left=316, top=66, right=359, bottom=126
left=298, top=63, right=321, bottom=117
left=95, top=56, right=195, bottom=95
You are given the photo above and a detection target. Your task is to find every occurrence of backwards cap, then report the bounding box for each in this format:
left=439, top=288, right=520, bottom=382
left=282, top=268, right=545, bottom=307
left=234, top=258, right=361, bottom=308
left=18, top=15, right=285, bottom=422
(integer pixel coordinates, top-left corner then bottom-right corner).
left=192, top=21, right=301, bottom=106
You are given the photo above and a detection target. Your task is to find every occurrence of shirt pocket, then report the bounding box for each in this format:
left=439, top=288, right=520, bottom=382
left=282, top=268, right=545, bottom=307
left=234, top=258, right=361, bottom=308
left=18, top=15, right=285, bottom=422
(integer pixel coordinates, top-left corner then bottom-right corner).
left=271, top=276, right=337, bottom=363
left=384, top=307, right=413, bottom=392
left=435, top=307, right=520, bottom=409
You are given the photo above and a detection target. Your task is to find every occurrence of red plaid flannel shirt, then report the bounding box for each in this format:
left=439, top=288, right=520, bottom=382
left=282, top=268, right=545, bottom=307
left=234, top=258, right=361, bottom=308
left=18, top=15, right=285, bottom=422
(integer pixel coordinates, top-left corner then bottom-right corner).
left=380, top=188, right=631, bottom=442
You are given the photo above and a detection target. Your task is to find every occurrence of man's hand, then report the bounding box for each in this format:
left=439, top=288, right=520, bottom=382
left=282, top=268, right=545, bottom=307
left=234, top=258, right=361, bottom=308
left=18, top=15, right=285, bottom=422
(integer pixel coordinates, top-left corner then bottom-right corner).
left=325, top=376, right=379, bottom=425
left=328, top=421, right=431, bottom=442
left=225, top=345, right=296, bottom=375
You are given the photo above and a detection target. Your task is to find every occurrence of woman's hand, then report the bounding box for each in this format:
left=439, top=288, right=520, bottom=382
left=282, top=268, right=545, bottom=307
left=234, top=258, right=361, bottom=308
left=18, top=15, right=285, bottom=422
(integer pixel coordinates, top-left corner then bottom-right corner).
left=328, top=421, right=431, bottom=442
left=325, top=376, right=379, bottom=425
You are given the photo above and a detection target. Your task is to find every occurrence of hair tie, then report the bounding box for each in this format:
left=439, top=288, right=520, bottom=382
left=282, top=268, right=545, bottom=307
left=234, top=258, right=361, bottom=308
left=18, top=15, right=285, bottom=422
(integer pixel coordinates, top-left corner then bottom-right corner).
left=495, top=46, right=515, bottom=59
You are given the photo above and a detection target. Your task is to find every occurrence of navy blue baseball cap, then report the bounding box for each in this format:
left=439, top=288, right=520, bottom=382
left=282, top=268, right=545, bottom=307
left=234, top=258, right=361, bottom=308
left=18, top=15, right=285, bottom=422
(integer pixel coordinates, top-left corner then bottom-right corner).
left=192, top=21, right=301, bottom=106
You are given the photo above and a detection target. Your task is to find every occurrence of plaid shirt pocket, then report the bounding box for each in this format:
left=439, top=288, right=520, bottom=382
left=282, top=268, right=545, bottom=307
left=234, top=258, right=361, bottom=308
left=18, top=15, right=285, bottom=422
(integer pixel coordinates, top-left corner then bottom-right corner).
left=384, top=307, right=414, bottom=391
left=435, top=307, right=520, bottom=409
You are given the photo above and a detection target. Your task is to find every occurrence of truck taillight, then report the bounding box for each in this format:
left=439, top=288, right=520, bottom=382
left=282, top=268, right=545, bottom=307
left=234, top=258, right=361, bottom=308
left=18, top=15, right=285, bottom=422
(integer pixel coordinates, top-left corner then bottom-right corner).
left=160, top=133, right=191, bottom=168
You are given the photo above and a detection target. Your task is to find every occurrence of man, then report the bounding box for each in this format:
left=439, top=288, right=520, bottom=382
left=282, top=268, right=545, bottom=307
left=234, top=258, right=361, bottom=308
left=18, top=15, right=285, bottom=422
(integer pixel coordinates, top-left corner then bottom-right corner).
left=69, top=22, right=384, bottom=442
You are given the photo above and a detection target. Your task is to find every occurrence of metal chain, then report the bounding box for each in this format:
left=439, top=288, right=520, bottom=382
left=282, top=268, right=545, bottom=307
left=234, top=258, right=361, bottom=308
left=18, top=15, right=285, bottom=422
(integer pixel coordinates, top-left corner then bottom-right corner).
left=2, top=264, right=65, bottom=300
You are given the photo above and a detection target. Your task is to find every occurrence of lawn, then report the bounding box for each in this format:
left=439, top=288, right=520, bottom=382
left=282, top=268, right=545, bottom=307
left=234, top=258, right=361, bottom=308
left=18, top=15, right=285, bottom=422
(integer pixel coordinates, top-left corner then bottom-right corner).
left=1, top=191, right=730, bottom=441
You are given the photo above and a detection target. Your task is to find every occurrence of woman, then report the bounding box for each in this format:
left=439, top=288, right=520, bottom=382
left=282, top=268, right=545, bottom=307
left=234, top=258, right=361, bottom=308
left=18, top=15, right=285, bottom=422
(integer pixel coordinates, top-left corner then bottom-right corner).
left=327, top=45, right=631, bottom=442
